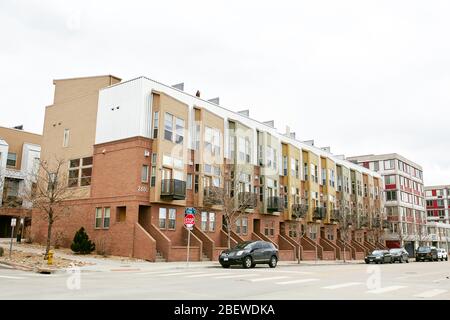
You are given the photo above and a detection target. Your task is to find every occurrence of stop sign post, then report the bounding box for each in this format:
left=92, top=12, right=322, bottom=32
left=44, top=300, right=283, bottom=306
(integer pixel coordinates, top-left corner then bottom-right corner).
left=184, top=208, right=196, bottom=267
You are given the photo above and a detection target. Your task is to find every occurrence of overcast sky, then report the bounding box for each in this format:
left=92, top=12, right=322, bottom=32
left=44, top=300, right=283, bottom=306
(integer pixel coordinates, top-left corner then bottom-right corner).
left=1, top=0, right=449, bottom=185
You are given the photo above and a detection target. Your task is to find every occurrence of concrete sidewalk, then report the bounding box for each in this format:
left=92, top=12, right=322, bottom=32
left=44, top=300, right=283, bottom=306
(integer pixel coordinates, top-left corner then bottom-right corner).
left=0, top=239, right=364, bottom=273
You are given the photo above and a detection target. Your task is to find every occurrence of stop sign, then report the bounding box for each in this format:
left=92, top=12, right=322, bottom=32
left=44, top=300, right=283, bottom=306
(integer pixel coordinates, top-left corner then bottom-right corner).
left=184, top=214, right=195, bottom=228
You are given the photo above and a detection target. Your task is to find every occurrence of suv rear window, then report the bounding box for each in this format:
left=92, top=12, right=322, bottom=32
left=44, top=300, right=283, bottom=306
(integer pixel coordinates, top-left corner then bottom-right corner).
left=418, top=247, right=430, bottom=253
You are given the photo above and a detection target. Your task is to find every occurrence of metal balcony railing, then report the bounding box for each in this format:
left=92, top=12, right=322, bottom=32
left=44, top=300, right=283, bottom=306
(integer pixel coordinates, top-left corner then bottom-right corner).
left=238, top=192, right=257, bottom=209
left=291, top=203, right=308, bottom=219
left=267, top=197, right=283, bottom=212
left=313, top=207, right=326, bottom=220
left=2, top=196, right=23, bottom=208
left=203, top=186, right=223, bottom=206
left=160, top=179, right=186, bottom=200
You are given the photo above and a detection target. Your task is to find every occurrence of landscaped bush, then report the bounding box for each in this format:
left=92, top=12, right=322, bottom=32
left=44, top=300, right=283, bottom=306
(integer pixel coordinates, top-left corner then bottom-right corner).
left=70, top=227, right=95, bottom=254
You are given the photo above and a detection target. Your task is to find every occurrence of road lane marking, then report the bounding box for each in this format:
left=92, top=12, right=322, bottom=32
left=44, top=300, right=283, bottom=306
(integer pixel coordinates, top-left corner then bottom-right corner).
left=156, top=272, right=203, bottom=277
left=137, top=270, right=185, bottom=275
left=186, top=273, right=230, bottom=278
left=367, top=286, right=406, bottom=294
left=0, top=275, right=25, bottom=280
left=414, top=289, right=448, bottom=298
left=249, top=276, right=289, bottom=282
left=214, top=274, right=260, bottom=279
left=275, top=278, right=319, bottom=285
left=322, top=282, right=363, bottom=289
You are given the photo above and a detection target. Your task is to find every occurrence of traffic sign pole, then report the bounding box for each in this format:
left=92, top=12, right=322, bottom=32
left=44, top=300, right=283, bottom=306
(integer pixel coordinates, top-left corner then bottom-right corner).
left=186, top=228, right=191, bottom=268
left=9, top=218, right=17, bottom=258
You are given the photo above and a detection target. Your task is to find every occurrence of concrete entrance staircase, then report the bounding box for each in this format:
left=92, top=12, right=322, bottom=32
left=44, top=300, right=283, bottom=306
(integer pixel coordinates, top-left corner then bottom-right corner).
left=155, top=251, right=166, bottom=262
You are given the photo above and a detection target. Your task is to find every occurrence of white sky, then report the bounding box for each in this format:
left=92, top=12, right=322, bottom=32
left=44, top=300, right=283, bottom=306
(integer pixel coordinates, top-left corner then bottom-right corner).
left=1, top=0, right=449, bottom=185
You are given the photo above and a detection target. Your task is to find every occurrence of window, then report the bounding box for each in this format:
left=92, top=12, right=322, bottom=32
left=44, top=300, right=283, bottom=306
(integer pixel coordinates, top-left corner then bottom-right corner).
left=164, top=113, right=173, bottom=141
left=209, top=212, right=215, bottom=231
left=168, top=208, right=176, bottom=229
left=63, top=129, right=70, bottom=147
left=329, top=169, right=335, bottom=187
left=385, top=175, right=396, bottom=185
left=384, top=160, right=395, bottom=170
left=151, top=166, right=156, bottom=187
left=103, top=207, right=110, bottom=228
left=264, top=221, right=275, bottom=237
left=386, top=190, right=397, bottom=201
left=283, top=156, right=288, bottom=176
left=159, top=208, right=167, bottom=229
left=141, top=165, right=149, bottom=183
left=95, top=208, right=102, bottom=228
left=153, top=111, right=159, bottom=138
left=80, top=157, right=93, bottom=186
left=303, top=163, right=308, bottom=180
left=186, top=174, right=193, bottom=190
left=290, top=157, right=296, bottom=177
left=6, top=153, right=16, bottom=167
left=201, top=212, right=208, bottom=231
left=295, top=160, right=299, bottom=179
left=321, top=168, right=326, bottom=185
left=175, top=117, right=184, bottom=144
left=68, top=159, right=80, bottom=187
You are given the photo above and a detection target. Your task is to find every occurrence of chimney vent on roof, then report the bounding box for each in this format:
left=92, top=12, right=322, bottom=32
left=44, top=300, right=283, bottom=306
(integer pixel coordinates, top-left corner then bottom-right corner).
left=321, top=147, right=331, bottom=153
left=290, top=132, right=296, bottom=139
left=302, top=140, right=314, bottom=146
left=237, top=110, right=250, bottom=117
left=195, top=90, right=201, bottom=97
left=207, top=97, right=220, bottom=105
left=172, top=83, right=184, bottom=91
left=263, top=120, right=275, bottom=128
left=13, top=125, right=23, bottom=130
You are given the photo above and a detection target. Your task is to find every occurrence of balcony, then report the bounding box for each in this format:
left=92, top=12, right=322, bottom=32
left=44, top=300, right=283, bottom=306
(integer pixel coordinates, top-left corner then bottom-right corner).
left=203, top=187, right=223, bottom=206
left=267, top=197, right=283, bottom=212
left=1, top=196, right=23, bottom=208
left=313, top=207, right=326, bottom=220
left=329, top=209, right=340, bottom=222
left=291, top=203, right=308, bottom=219
left=160, top=179, right=186, bottom=200
left=238, top=192, right=257, bottom=209
left=358, top=216, right=369, bottom=228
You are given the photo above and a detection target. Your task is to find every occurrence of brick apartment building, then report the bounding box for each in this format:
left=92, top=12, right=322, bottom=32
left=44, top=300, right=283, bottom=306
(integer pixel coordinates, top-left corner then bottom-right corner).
left=347, top=154, right=427, bottom=256
left=0, top=126, right=41, bottom=238
left=30, top=75, right=386, bottom=262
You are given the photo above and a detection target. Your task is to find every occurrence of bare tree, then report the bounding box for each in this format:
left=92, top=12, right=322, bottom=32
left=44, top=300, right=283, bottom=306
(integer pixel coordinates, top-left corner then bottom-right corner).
left=24, top=159, right=73, bottom=257
left=336, top=202, right=356, bottom=263
left=202, top=166, right=256, bottom=249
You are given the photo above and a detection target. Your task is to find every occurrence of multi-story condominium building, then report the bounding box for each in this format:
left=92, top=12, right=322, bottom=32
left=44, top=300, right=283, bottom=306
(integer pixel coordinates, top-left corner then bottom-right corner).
left=0, top=126, right=41, bottom=237
left=425, top=186, right=450, bottom=251
left=425, top=186, right=450, bottom=224
left=31, top=75, right=385, bottom=262
left=347, top=154, right=426, bottom=256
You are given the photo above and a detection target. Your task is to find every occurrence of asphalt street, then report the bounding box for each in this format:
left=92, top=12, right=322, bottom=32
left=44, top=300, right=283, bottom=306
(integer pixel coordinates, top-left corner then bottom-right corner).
left=1, top=260, right=449, bottom=300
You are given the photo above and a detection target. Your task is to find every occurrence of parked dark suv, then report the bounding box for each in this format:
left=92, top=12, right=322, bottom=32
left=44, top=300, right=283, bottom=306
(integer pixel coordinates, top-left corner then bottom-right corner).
left=389, top=248, right=409, bottom=263
left=416, top=246, right=439, bottom=262
left=219, top=240, right=279, bottom=269
left=365, top=250, right=393, bottom=264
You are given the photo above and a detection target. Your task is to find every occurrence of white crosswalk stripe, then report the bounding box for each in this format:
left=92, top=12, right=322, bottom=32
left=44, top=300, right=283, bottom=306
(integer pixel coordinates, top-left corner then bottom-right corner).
left=186, top=273, right=230, bottom=278
left=414, top=289, right=448, bottom=298
left=0, top=275, right=25, bottom=280
left=214, top=274, right=260, bottom=279
left=137, top=270, right=184, bottom=276
left=275, top=278, right=319, bottom=285
left=248, top=276, right=289, bottom=282
left=156, top=272, right=203, bottom=277
left=367, top=285, right=406, bottom=294
left=322, top=282, right=363, bottom=289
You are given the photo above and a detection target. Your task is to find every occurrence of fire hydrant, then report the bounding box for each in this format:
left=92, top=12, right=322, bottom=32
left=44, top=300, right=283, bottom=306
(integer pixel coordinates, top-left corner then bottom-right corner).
left=47, top=250, right=54, bottom=265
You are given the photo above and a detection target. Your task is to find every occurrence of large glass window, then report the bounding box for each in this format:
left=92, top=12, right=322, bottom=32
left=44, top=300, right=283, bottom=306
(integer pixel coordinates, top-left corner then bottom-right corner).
left=175, top=118, right=184, bottom=144
left=95, top=208, right=102, bottom=228
left=168, top=208, right=176, bottom=229
left=159, top=208, right=167, bottom=229
left=141, top=165, right=149, bottom=183
left=153, top=111, right=159, bottom=138
left=384, top=160, right=395, bottom=170
left=164, top=113, right=174, bottom=141
left=103, top=207, right=110, bottom=228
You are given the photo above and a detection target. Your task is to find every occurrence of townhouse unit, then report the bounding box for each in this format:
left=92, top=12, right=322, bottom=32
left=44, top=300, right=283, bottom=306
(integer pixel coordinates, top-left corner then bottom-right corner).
left=31, top=75, right=385, bottom=262
left=347, top=154, right=426, bottom=256
left=0, top=126, right=41, bottom=238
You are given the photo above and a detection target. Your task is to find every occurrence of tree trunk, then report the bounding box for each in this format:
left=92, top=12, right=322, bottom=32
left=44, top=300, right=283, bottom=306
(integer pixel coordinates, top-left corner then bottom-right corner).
left=45, top=211, right=53, bottom=258
left=227, top=225, right=231, bottom=249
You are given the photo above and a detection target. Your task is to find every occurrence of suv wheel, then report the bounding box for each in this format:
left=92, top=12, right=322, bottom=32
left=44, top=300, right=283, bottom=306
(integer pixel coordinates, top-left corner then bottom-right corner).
left=250, top=263, right=256, bottom=268
left=269, top=256, right=277, bottom=268
left=221, top=264, right=230, bottom=268
left=243, top=256, right=252, bottom=269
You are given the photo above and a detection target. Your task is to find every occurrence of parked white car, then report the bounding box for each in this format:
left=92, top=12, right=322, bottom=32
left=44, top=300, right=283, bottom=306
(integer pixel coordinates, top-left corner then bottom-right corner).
left=437, top=248, right=448, bottom=261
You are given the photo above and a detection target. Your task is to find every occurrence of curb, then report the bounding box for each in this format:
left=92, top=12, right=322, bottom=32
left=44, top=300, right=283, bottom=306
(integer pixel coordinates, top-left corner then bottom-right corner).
left=0, top=260, right=35, bottom=272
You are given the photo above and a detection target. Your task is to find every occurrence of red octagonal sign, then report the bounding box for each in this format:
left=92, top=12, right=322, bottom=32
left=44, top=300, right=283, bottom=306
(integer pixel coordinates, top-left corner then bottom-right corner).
left=184, top=214, right=195, bottom=228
